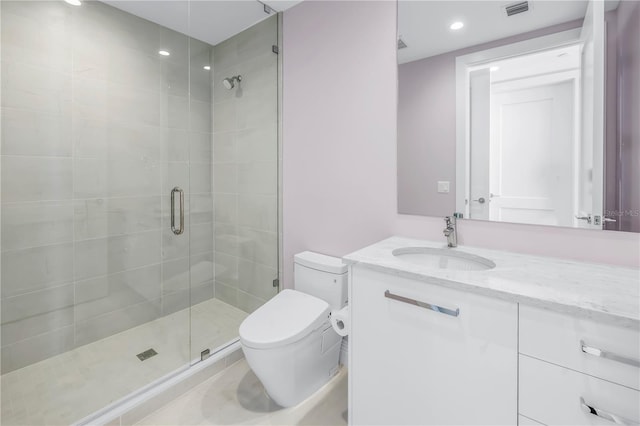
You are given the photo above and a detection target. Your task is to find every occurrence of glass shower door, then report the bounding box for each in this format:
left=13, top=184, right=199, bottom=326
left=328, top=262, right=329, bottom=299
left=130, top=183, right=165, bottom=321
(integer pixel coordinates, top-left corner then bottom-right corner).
left=190, top=9, right=280, bottom=361
left=0, top=1, right=193, bottom=423
left=1, top=0, right=280, bottom=423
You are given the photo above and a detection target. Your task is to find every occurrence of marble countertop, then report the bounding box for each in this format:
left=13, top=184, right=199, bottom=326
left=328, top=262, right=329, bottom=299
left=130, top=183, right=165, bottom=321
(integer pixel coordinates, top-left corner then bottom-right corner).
left=343, top=237, right=640, bottom=329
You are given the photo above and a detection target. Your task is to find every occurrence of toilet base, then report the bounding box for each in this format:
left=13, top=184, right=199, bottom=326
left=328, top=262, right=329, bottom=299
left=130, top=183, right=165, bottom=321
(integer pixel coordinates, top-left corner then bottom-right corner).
left=242, top=323, right=342, bottom=408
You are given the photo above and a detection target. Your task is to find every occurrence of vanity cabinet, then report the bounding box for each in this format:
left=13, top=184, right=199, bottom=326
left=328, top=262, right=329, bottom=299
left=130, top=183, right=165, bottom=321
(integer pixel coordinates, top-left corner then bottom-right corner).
left=349, top=266, right=518, bottom=425
left=349, top=266, right=640, bottom=426
left=346, top=237, right=639, bottom=426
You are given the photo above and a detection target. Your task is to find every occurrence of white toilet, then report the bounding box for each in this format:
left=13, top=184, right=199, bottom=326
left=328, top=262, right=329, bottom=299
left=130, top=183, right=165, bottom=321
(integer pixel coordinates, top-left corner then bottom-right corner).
left=239, top=251, right=348, bottom=407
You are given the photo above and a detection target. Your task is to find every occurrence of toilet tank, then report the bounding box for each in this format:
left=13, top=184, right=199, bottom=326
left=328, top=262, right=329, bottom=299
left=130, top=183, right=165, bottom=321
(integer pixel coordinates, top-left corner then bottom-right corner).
left=294, top=251, right=348, bottom=310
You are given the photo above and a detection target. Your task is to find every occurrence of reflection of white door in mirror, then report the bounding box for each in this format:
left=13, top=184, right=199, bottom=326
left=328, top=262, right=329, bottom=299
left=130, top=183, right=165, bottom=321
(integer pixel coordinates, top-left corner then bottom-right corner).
left=469, top=69, right=491, bottom=221
left=578, top=0, right=605, bottom=229
left=460, top=29, right=584, bottom=227
left=488, top=78, right=575, bottom=227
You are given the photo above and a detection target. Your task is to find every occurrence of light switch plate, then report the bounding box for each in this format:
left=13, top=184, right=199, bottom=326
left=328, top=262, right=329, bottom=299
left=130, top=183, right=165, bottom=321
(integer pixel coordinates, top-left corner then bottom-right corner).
left=437, top=181, right=450, bottom=193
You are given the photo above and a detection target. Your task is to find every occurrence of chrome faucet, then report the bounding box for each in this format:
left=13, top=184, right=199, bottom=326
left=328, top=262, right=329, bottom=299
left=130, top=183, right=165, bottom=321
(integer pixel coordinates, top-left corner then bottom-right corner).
left=443, top=216, right=457, bottom=248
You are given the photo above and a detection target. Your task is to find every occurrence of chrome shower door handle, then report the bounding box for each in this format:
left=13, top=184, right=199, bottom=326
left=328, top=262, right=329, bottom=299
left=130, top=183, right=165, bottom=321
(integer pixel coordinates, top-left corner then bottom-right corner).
left=171, top=187, right=184, bottom=235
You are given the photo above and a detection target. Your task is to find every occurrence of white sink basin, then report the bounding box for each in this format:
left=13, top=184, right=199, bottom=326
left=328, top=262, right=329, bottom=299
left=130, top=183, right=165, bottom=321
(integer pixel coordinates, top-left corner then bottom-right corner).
left=392, top=247, right=495, bottom=271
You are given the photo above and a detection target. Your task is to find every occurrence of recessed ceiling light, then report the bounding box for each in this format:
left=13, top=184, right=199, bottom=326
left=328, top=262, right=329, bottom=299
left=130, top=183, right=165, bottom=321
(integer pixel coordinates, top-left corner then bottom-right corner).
left=158, top=50, right=170, bottom=56
left=450, top=21, right=464, bottom=31
left=203, top=65, right=211, bottom=71
left=490, top=66, right=500, bottom=72
left=64, top=0, right=82, bottom=5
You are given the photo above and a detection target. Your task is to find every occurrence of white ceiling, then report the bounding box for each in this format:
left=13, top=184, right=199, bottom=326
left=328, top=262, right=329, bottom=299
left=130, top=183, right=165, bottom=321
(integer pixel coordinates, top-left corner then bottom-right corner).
left=398, top=1, right=590, bottom=64
left=103, top=0, right=302, bottom=46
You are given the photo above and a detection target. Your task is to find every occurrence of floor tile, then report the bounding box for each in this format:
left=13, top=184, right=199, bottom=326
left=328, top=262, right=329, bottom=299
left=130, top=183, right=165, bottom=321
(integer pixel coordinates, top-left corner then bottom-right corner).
left=136, top=360, right=348, bottom=426
left=0, top=298, right=248, bottom=426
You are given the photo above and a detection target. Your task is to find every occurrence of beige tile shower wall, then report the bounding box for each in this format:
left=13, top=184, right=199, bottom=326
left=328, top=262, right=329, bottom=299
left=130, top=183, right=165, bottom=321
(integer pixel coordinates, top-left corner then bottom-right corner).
left=212, top=16, right=278, bottom=313
left=0, top=1, right=215, bottom=373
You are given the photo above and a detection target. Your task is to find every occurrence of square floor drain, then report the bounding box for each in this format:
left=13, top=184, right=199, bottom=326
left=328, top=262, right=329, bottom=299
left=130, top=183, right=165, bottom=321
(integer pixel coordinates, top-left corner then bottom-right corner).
left=136, top=348, right=158, bottom=361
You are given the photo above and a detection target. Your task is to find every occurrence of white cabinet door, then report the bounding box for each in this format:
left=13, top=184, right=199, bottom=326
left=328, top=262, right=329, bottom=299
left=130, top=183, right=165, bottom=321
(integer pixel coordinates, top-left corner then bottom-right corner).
left=349, top=266, right=518, bottom=425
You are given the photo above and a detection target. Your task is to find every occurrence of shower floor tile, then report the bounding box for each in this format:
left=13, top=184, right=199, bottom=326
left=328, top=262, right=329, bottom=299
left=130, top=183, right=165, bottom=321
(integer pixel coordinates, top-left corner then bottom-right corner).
left=0, top=298, right=248, bottom=426
left=135, top=359, right=348, bottom=426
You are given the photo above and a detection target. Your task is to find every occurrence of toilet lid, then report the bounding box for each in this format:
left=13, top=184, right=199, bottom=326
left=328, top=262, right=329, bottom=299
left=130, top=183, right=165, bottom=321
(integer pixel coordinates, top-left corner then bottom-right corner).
left=239, top=289, right=330, bottom=349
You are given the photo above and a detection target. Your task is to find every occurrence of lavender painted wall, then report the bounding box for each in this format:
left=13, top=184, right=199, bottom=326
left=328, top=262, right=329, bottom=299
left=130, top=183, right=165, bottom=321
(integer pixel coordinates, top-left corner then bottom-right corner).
left=281, top=1, right=639, bottom=288
left=397, top=20, right=583, bottom=217
left=395, top=214, right=640, bottom=268
left=398, top=54, right=456, bottom=216
left=617, top=0, right=640, bottom=232
left=281, top=0, right=397, bottom=288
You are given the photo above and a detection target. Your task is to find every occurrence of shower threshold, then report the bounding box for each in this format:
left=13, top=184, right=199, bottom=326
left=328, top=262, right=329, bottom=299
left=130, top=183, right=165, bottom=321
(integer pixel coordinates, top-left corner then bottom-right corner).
left=0, top=298, right=248, bottom=426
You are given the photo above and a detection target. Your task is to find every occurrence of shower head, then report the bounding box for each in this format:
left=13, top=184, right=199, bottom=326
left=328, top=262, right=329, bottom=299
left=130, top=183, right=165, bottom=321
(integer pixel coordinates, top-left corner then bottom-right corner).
left=223, top=75, right=242, bottom=90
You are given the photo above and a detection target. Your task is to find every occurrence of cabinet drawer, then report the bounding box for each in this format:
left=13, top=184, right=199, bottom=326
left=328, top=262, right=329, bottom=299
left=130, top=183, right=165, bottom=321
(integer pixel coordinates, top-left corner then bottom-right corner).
left=519, top=305, right=640, bottom=390
left=519, top=355, right=640, bottom=426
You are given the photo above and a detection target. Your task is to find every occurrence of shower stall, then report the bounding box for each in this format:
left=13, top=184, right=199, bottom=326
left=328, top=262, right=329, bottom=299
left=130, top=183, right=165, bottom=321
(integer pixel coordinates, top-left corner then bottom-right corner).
left=0, top=1, right=279, bottom=424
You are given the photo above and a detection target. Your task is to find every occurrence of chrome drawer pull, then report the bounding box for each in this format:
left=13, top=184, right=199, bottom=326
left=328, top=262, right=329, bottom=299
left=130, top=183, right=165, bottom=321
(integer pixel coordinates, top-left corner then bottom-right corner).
left=384, top=290, right=460, bottom=317
left=580, top=397, right=639, bottom=426
left=581, top=341, right=640, bottom=368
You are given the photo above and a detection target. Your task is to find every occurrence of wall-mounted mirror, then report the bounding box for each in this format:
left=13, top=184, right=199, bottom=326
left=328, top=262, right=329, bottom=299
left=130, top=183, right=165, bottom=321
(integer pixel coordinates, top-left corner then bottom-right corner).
left=397, top=0, right=639, bottom=232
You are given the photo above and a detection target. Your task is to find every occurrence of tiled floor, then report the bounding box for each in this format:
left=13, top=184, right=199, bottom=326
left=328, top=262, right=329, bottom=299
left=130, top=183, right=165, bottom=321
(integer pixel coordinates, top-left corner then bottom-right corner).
left=136, top=359, right=348, bottom=426
left=1, top=298, right=248, bottom=426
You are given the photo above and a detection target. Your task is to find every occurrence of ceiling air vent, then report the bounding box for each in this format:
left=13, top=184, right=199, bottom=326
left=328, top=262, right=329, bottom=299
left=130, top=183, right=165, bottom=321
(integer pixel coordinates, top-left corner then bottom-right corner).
left=504, top=1, right=529, bottom=16
left=398, top=38, right=407, bottom=50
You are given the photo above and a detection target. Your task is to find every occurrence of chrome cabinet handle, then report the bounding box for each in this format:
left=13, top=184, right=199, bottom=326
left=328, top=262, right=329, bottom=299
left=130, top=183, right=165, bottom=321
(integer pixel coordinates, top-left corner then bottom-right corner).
left=171, top=187, right=184, bottom=235
left=384, top=290, right=460, bottom=317
left=472, top=197, right=486, bottom=204
left=580, top=397, right=638, bottom=426
left=581, top=341, right=640, bottom=368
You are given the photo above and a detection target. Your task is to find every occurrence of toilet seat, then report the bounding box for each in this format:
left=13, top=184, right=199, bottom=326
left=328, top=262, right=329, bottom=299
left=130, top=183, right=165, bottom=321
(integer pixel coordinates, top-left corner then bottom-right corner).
left=239, top=289, right=330, bottom=350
